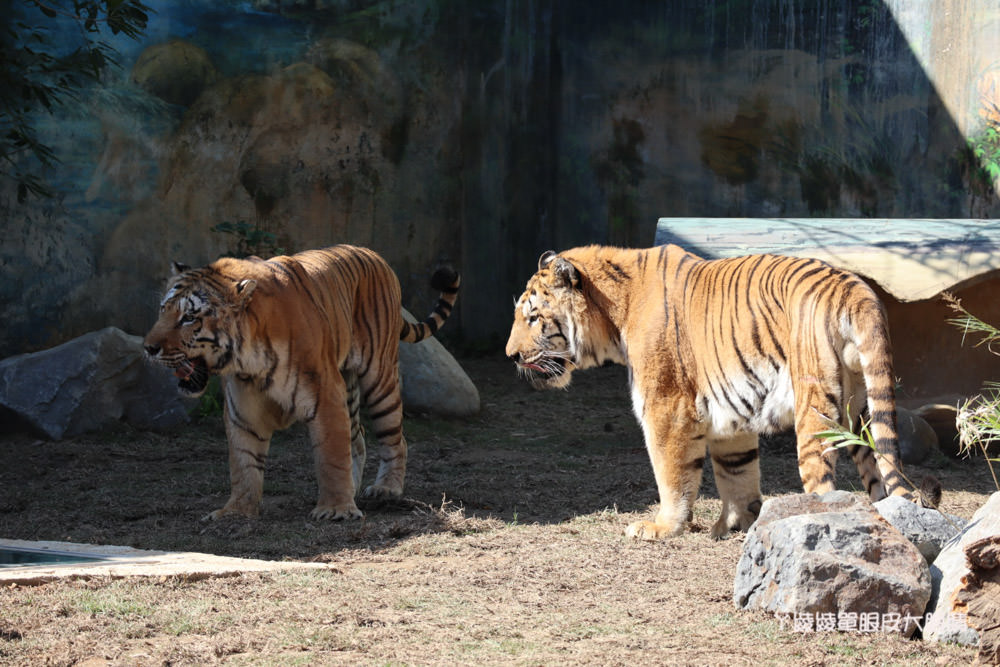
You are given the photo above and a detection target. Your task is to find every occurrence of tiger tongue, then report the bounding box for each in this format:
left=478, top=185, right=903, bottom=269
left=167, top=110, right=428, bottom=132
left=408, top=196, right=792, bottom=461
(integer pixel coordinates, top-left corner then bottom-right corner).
left=174, top=362, right=194, bottom=380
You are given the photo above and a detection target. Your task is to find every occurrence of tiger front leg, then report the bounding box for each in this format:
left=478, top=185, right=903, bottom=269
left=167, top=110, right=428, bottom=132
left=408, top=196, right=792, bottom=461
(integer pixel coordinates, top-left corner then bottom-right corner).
left=309, top=388, right=364, bottom=521
left=707, top=433, right=762, bottom=539
left=205, top=378, right=285, bottom=521
left=625, top=395, right=704, bottom=540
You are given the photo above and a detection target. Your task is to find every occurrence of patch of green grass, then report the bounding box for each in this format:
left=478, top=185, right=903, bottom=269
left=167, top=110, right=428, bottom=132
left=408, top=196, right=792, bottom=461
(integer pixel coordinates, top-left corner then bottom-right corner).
left=71, top=588, right=155, bottom=619
left=453, top=636, right=537, bottom=659
left=823, top=641, right=860, bottom=657
left=161, top=600, right=220, bottom=636
left=568, top=506, right=623, bottom=525
left=741, top=618, right=787, bottom=642
left=706, top=612, right=737, bottom=628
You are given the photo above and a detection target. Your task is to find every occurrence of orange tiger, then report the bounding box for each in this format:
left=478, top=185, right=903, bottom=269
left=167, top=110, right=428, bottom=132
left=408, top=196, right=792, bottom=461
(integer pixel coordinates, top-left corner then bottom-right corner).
left=506, top=244, right=917, bottom=540
left=144, top=245, right=459, bottom=521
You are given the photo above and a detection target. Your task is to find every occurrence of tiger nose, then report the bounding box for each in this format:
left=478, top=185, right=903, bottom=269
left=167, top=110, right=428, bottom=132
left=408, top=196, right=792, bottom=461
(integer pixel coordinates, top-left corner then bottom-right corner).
left=504, top=330, right=519, bottom=360
left=144, top=343, right=160, bottom=356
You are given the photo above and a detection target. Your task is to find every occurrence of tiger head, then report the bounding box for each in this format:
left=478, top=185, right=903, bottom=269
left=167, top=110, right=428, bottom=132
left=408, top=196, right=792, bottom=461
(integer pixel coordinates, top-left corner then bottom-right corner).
left=143, top=261, right=257, bottom=397
left=506, top=251, right=586, bottom=390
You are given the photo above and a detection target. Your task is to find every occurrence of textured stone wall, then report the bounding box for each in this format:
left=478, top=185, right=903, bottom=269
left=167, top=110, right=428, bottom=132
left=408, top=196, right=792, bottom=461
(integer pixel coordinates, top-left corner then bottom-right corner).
left=2, top=1, right=998, bottom=355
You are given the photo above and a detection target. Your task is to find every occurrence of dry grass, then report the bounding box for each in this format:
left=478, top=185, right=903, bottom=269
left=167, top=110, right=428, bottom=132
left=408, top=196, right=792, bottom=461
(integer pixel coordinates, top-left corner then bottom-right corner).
left=0, top=356, right=993, bottom=665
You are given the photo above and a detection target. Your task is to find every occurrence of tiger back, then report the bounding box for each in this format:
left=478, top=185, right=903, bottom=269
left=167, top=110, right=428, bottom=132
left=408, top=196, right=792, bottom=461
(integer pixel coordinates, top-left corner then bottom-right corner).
left=144, top=244, right=459, bottom=521
left=506, top=243, right=919, bottom=540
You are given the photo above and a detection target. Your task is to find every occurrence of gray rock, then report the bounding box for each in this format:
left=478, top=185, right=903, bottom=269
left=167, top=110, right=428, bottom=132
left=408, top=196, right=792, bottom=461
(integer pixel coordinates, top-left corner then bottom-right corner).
left=399, top=309, right=480, bottom=418
left=874, top=495, right=967, bottom=563
left=897, top=406, right=938, bottom=465
left=925, top=491, right=1000, bottom=645
left=734, top=491, right=931, bottom=636
left=0, top=327, right=190, bottom=439
left=913, top=403, right=962, bottom=459
left=0, top=313, right=477, bottom=440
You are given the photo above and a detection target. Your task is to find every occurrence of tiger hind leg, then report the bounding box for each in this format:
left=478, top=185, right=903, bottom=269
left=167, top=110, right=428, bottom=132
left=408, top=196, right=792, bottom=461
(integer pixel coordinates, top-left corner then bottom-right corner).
left=343, top=370, right=367, bottom=493
left=309, top=374, right=364, bottom=521
left=792, top=371, right=842, bottom=496
left=847, top=442, right=885, bottom=501
left=707, top=433, right=763, bottom=539
left=849, top=417, right=942, bottom=508
left=357, top=361, right=407, bottom=500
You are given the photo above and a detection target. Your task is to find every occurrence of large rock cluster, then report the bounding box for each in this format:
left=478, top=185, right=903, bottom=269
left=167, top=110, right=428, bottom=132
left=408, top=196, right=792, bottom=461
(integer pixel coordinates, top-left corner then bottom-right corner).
left=734, top=488, right=1000, bottom=652
left=924, top=492, right=1000, bottom=646
left=733, top=491, right=934, bottom=637
left=0, top=327, right=190, bottom=439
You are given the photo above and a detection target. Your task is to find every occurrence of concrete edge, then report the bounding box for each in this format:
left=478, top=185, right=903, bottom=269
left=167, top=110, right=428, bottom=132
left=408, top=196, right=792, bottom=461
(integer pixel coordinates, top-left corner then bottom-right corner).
left=0, top=538, right=335, bottom=586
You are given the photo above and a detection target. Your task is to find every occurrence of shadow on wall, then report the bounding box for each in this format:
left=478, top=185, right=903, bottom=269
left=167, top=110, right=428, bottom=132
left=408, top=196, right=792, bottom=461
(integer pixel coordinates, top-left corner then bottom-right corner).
left=1, top=1, right=999, bottom=356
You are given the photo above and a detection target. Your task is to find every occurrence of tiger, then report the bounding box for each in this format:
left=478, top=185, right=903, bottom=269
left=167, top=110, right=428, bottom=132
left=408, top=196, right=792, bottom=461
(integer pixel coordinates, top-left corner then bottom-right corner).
left=506, top=243, right=924, bottom=541
left=143, top=244, right=459, bottom=521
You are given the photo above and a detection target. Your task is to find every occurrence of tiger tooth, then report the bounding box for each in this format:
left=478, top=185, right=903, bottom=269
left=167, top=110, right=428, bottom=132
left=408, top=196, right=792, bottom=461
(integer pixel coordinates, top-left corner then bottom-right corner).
left=174, top=360, right=194, bottom=380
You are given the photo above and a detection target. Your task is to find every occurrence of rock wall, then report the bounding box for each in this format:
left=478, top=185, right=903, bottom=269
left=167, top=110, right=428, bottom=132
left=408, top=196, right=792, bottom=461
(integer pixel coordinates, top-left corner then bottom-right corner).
left=2, top=1, right=999, bottom=354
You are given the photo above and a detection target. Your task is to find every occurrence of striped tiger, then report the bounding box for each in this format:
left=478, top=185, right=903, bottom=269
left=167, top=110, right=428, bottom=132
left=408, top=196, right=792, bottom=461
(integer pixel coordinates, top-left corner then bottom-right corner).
left=506, top=244, right=928, bottom=540
left=143, top=245, right=459, bottom=521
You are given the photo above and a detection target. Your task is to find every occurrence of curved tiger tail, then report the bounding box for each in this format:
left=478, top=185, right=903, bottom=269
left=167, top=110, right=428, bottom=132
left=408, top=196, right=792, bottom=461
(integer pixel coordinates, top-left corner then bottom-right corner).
left=847, top=291, right=906, bottom=498
left=400, top=267, right=460, bottom=343
left=847, top=293, right=941, bottom=508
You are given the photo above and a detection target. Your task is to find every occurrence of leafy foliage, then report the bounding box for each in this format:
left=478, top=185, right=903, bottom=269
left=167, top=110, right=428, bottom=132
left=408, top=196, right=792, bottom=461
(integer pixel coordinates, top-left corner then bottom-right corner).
left=814, top=407, right=944, bottom=507
left=0, top=0, right=151, bottom=202
left=944, top=292, right=1000, bottom=355
left=211, top=220, right=284, bottom=259
left=944, top=293, right=1000, bottom=489
left=968, top=126, right=1000, bottom=187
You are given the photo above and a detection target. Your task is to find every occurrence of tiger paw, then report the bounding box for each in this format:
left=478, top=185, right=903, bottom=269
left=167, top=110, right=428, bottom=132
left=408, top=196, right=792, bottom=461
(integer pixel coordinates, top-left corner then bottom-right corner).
left=710, top=514, right=754, bottom=540
left=710, top=503, right=760, bottom=540
left=625, top=519, right=684, bottom=540
left=310, top=503, right=364, bottom=521
left=361, top=483, right=404, bottom=499
left=201, top=502, right=260, bottom=522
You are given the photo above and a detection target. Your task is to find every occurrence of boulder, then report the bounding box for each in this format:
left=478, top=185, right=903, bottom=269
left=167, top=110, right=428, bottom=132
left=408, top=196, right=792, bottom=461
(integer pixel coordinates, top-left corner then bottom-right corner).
left=0, top=320, right=478, bottom=440
left=913, top=403, right=962, bottom=458
left=399, top=309, right=480, bottom=417
left=734, top=491, right=931, bottom=636
left=896, top=406, right=938, bottom=465
left=925, top=491, right=1000, bottom=645
left=874, top=495, right=966, bottom=563
left=955, top=536, right=1000, bottom=664
left=0, top=327, right=190, bottom=439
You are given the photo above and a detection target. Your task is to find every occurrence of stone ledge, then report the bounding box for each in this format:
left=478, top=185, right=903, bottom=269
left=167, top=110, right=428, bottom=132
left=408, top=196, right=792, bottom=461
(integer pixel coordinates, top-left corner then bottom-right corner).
left=655, top=218, right=1000, bottom=301
left=0, top=538, right=333, bottom=586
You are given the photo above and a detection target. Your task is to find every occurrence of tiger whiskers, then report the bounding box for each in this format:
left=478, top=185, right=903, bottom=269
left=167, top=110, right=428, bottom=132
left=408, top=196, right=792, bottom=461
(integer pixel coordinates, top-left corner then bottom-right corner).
left=518, top=350, right=571, bottom=376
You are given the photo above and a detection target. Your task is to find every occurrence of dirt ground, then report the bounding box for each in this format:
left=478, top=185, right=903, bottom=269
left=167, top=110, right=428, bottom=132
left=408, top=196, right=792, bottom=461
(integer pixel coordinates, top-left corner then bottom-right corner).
left=0, top=355, right=994, bottom=666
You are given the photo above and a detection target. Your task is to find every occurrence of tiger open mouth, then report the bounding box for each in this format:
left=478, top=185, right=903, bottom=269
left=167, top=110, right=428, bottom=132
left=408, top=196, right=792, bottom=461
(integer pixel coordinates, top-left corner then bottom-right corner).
left=174, top=356, right=210, bottom=396
left=516, top=355, right=567, bottom=386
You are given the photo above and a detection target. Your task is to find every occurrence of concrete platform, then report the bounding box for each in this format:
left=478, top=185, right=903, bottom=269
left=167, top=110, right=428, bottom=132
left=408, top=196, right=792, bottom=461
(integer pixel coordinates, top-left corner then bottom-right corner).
left=655, top=218, right=1000, bottom=302
left=0, top=538, right=334, bottom=586
left=654, top=218, right=1000, bottom=402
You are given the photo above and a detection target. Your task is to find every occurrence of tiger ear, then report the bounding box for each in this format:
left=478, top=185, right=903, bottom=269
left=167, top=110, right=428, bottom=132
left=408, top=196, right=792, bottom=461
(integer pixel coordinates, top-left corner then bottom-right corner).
left=171, top=261, right=190, bottom=276
left=235, top=279, right=256, bottom=304
left=551, top=257, right=579, bottom=288
left=538, top=250, right=557, bottom=271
